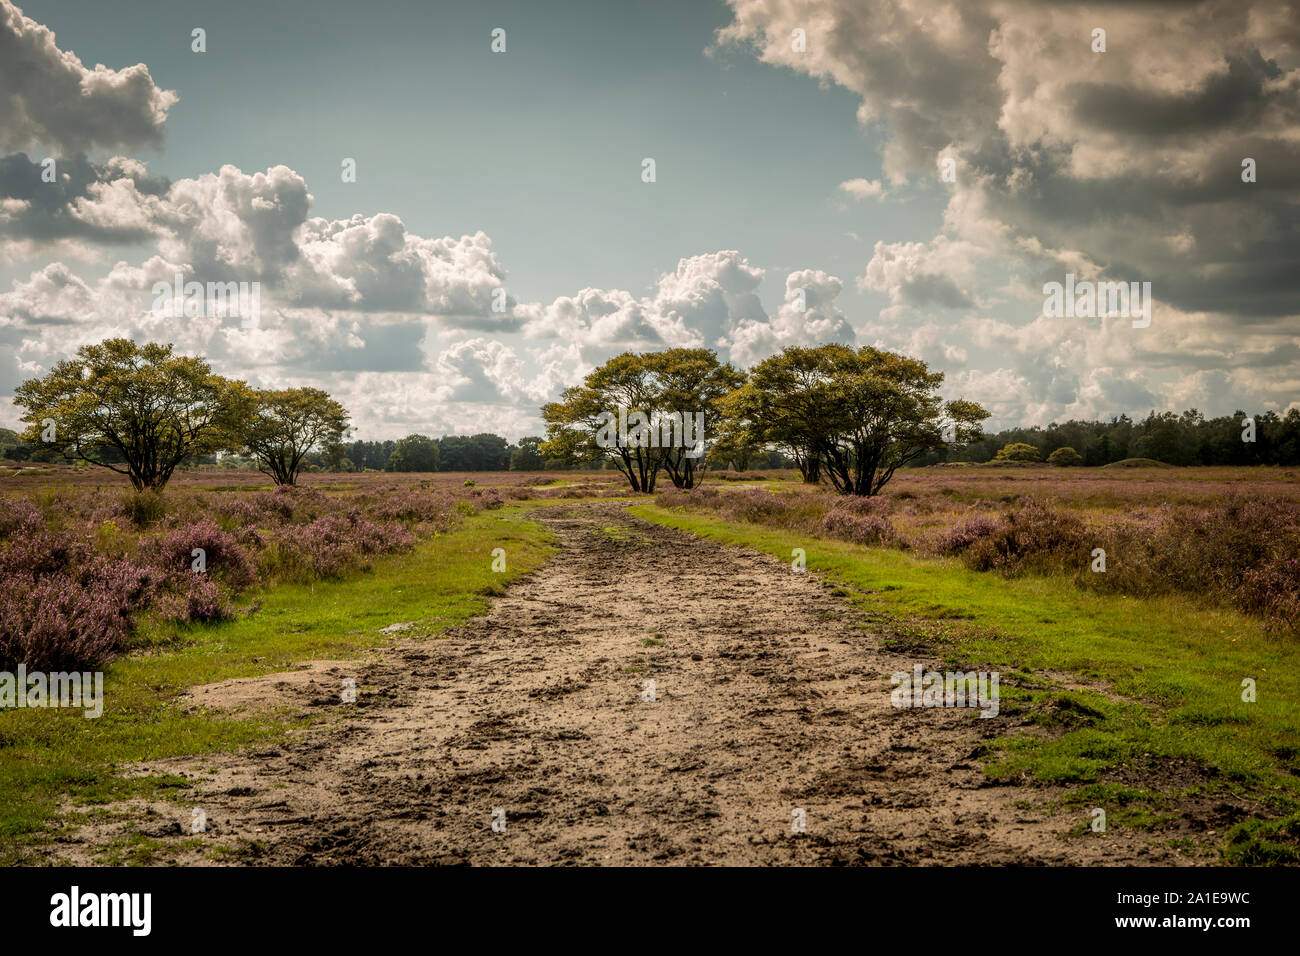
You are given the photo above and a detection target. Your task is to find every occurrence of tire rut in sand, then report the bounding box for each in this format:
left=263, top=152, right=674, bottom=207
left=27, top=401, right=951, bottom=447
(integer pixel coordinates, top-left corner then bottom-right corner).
left=57, top=500, right=1191, bottom=865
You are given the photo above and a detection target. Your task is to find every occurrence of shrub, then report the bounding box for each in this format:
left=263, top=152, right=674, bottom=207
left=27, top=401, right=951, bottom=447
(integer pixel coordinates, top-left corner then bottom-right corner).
left=121, top=489, right=167, bottom=527
left=961, top=498, right=1088, bottom=575
left=936, top=515, right=1000, bottom=554
left=149, top=519, right=258, bottom=591
left=264, top=514, right=413, bottom=581
left=1047, top=446, right=1083, bottom=466
left=821, top=509, right=897, bottom=546
left=0, top=572, right=131, bottom=670
left=0, top=496, right=43, bottom=539
left=994, top=442, right=1042, bottom=463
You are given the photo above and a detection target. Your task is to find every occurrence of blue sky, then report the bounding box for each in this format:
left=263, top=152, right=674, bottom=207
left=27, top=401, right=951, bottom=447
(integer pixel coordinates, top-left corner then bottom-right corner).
left=13, top=0, right=936, bottom=309
left=2, top=0, right=1296, bottom=440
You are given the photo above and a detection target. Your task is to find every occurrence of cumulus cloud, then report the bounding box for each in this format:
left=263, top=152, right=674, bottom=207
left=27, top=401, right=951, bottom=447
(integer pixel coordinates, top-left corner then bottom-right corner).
left=728, top=269, right=855, bottom=366
left=720, top=0, right=1300, bottom=424
left=860, top=237, right=977, bottom=309
left=523, top=250, right=767, bottom=355
left=0, top=0, right=176, bottom=155
left=838, top=178, right=884, bottom=200
left=0, top=153, right=170, bottom=250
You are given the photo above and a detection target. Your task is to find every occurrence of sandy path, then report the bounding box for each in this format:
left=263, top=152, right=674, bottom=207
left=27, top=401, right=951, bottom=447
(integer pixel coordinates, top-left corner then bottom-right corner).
left=55, top=501, right=1194, bottom=865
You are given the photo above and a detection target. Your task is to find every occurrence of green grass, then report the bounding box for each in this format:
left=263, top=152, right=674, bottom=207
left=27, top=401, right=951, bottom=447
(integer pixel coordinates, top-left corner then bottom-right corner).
left=0, top=502, right=555, bottom=864
left=632, top=502, right=1300, bottom=863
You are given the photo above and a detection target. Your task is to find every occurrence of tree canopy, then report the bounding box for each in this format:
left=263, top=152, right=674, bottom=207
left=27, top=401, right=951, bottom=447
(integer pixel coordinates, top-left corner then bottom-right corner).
left=242, top=387, right=349, bottom=485
left=735, top=345, right=989, bottom=495
left=13, top=338, right=251, bottom=491
left=541, top=349, right=741, bottom=492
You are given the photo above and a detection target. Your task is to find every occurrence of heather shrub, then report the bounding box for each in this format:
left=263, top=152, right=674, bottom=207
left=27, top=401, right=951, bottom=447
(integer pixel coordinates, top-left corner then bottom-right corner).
left=264, top=514, right=413, bottom=581
left=212, top=495, right=264, bottom=528
left=960, top=498, right=1089, bottom=575
left=821, top=509, right=897, bottom=546
left=0, top=572, right=131, bottom=670
left=0, top=496, right=43, bottom=539
left=152, top=570, right=233, bottom=624
left=149, top=519, right=258, bottom=591
left=1084, top=492, right=1300, bottom=631
left=467, top=487, right=504, bottom=510
left=0, top=528, right=87, bottom=577
left=936, top=514, right=1000, bottom=554
left=831, top=494, right=894, bottom=517
left=1238, top=557, right=1300, bottom=633
left=368, top=488, right=457, bottom=526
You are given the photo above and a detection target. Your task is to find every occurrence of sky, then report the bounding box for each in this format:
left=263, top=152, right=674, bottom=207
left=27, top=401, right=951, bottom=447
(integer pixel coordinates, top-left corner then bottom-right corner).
left=1, top=0, right=1297, bottom=441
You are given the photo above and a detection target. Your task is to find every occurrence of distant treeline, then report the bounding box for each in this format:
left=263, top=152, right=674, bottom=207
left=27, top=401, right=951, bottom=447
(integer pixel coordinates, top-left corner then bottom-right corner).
left=4, top=407, right=1296, bottom=473
left=920, top=409, right=1300, bottom=467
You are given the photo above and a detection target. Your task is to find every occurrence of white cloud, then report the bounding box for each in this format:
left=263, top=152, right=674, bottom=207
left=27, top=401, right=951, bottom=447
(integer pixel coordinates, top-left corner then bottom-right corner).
left=838, top=178, right=884, bottom=200
left=0, top=0, right=176, bottom=154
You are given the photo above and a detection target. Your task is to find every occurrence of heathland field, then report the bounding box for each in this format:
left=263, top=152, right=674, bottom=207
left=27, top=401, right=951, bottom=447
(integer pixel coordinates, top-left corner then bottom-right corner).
left=1, top=463, right=1297, bottom=865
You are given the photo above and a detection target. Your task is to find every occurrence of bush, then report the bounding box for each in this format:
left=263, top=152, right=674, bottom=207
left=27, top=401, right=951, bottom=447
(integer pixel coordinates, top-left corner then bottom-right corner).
left=0, top=572, right=131, bottom=670
left=821, top=509, right=897, bottom=546
left=0, top=496, right=43, bottom=539
left=1047, top=446, right=1083, bottom=466
left=936, top=515, right=1000, bottom=554
left=960, top=498, right=1089, bottom=575
left=994, top=442, right=1042, bottom=462
left=121, top=489, right=167, bottom=527
left=264, top=514, right=414, bottom=581
left=150, top=519, right=258, bottom=591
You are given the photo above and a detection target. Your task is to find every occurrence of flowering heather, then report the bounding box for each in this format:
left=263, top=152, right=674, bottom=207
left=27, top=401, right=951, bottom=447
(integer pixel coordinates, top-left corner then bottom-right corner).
left=0, top=477, right=509, bottom=669
left=821, top=509, right=898, bottom=546
left=0, top=572, right=131, bottom=671
left=262, top=513, right=415, bottom=581
left=654, top=475, right=1300, bottom=633
left=936, top=515, right=1000, bottom=554
left=0, top=496, right=42, bottom=539
left=149, top=519, right=259, bottom=590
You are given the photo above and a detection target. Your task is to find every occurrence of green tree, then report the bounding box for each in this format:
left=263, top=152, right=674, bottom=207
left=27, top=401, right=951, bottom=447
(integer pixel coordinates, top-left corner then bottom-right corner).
left=649, top=349, right=744, bottom=489
left=13, top=338, right=250, bottom=491
left=510, top=436, right=546, bottom=470
left=995, top=442, right=1042, bottom=462
left=386, top=433, right=440, bottom=472
left=740, top=345, right=987, bottom=495
left=241, top=387, right=349, bottom=486
left=1046, top=446, right=1083, bottom=466
left=541, top=349, right=740, bottom=492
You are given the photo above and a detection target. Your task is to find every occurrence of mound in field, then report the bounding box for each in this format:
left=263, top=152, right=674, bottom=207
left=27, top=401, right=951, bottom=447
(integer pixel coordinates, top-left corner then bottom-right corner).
left=1103, top=458, right=1174, bottom=468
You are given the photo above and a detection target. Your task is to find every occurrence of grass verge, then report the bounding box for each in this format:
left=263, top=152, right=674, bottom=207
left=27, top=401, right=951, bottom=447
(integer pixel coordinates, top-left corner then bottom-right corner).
left=0, top=502, right=555, bottom=864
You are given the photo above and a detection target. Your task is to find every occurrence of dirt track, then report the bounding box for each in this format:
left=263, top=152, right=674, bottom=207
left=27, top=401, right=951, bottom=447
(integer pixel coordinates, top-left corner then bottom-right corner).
left=55, top=501, right=1197, bottom=865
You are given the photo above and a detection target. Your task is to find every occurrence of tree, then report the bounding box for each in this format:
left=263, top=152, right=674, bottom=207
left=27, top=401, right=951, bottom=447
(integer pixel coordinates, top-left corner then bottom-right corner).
left=348, top=439, right=394, bottom=471
left=438, top=433, right=510, bottom=471
left=708, top=426, right=764, bottom=472
left=1046, top=446, right=1083, bottom=466
left=541, top=352, right=667, bottom=492
left=386, top=434, right=440, bottom=472
left=741, top=345, right=988, bottom=496
left=241, top=387, right=349, bottom=486
left=541, top=349, right=740, bottom=492
left=648, top=349, right=744, bottom=489
left=13, top=338, right=250, bottom=491
left=995, top=442, right=1042, bottom=462
left=510, top=436, right=546, bottom=471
